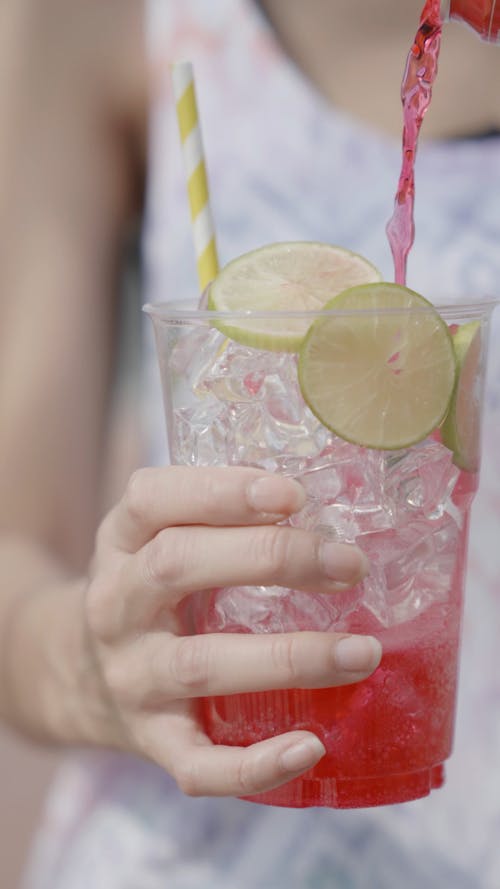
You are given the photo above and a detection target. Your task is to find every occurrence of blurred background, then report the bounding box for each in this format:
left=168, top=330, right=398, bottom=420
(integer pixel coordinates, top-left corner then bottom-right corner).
left=0, top=239, right=142, bottom=889
left=0, top=1, right=145, bottom=881
left=0, top=729, right=60, bottom=889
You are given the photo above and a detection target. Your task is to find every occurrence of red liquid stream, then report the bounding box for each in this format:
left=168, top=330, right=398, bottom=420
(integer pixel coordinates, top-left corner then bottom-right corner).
left=386, top=0, right=443, bottom=284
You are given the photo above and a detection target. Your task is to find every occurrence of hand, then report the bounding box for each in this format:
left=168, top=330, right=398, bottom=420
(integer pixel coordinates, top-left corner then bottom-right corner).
left=83, top=466, right=381, bottom=798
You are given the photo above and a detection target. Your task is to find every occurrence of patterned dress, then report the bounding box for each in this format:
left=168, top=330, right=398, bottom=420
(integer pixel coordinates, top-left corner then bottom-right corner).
left=23, top=1, right=500, bottom=887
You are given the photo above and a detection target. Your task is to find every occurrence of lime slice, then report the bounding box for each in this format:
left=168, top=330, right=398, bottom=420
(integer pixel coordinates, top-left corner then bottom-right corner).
left=441, top=321, right=482, bottom=471
left=298, top=282, right=456, bottom=450
left=207, top=241, right=381, bottom=351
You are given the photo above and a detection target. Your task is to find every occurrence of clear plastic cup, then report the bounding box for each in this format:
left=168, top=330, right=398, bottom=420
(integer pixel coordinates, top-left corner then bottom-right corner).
left=145, top=296, right=496, bottom=808
left=441, top=0, right=500, bottom=41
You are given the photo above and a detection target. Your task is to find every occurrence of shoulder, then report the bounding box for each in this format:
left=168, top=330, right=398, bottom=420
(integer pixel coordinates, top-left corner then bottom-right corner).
left=0, top=0, right=148, bottom=184
left=1, top=0, right=147, bottom=124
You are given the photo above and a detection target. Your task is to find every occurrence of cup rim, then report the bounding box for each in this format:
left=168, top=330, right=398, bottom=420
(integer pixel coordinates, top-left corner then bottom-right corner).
left=143, top=297, right=499, bottom=323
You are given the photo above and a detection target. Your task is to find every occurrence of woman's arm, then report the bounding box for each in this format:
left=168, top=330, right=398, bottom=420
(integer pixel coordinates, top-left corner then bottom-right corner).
left=0, top=0, right=147, bottom=742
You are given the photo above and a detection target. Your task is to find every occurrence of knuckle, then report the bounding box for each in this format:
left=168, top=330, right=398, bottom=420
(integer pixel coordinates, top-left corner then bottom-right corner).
left=175, top=760, right=203, bottom=797
left=142, top=528, right=188, bottom=591
left=257, top=526, right=293, bottom=580
left=123, top=468, right=154, bottom=526
left=269, top=635, right=300, bottom=684
left=191, top=466, right=231, bottom=503
left=198, top=471, right=218, bottom=509
left=84, top=570, right=120, bottom=641
left=170, top=636, right=211, bottom=693
left=101, top=655, right=133, bottom=707
left=235, top=754, right=259, bottom=795
left=94, top=513, right=114, bottom=557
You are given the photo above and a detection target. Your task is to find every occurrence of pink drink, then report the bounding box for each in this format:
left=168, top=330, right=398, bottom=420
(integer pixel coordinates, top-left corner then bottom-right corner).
left=386, top=0, right=442, bottom=285
left=202, top=597, right=460, bottom=808
left=386, top=0, right=500, bottom=284
left=197, top=465, right=476, bottom=808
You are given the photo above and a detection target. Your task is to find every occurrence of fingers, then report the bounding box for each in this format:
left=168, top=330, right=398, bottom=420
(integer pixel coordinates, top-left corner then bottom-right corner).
left=103, top=525, right=368, bottom=637
left=100, top=467, right=307, bottom=553
left=164, top=731, right=328, bottom=798
left=107, top=631, right=382, bottom=708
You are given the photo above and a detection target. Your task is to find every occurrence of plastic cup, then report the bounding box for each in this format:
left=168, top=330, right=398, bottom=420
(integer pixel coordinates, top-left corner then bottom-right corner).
left=441, top=0, right=500, bottom=42
left=145, top=296, right=496, bottom=809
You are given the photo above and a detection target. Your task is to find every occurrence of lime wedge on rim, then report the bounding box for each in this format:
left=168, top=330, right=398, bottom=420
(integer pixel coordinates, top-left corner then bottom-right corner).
left=441, top=321, right=482, bottom=471
left=207, top=241, right=381, bottom=351
left=298, top=282, right=457, bottom=450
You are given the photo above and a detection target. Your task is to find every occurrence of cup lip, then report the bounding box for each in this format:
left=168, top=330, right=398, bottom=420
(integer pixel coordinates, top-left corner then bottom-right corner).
left=440, top=0, right=450, bottom=21
left=143, top=296, right=499, bottom=323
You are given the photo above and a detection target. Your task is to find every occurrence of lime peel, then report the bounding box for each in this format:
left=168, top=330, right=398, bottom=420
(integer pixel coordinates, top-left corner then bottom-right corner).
left=441, top=321, right=482, bottom=472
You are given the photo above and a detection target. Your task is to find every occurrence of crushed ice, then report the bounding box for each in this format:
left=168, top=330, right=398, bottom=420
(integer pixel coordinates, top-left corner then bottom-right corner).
left=170, top=329, right=465, bottom=629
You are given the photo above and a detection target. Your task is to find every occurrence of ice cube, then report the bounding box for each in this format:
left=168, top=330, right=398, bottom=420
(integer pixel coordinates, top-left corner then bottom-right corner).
left=201, top=584, right=361, bottom=634
left=358, top=516, right=459, bottom=627
left=179, top=338, right=331, bottom=467
left=197, top=340, right=269, bottom=403
left=171, top=402, right=232, bottom=466
left=169, top=326, right=226, bottom=383
left=298, top=461, right=344, bottom=504
left=312, top=446, right=393, bottom=542
left=232, top=403, right=269, bottom=465
left=320, top=502, right=395, bottom=543
left=198, top=341, right=295, bottom=404
left=385, top=439, right=460, bottom=520
left=288, top=441, right=395, bottom=542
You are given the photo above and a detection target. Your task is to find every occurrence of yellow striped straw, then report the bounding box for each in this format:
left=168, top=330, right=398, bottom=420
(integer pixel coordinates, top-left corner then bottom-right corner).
left=171, top=61, right=219, bottom=292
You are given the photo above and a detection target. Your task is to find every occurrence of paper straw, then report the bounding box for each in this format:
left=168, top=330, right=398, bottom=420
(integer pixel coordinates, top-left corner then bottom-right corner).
left=171, top=61, right=219, bottom=291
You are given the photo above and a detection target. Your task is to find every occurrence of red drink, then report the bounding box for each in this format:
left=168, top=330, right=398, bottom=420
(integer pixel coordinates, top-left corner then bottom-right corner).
left=198, top=471, right=473, bottom=809
left=387, top=0, right=500, bottom=285
left=386, top=0, right=443, bottom=285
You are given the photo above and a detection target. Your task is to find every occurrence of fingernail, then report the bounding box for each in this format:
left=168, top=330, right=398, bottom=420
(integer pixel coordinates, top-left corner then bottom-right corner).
left=280, top=736, right=326, bottom=773
left=334, top=635, right=382, bottom=673
left=247, top=476, right=306, bottom=516
left=319, top=541, right=370, bottom=584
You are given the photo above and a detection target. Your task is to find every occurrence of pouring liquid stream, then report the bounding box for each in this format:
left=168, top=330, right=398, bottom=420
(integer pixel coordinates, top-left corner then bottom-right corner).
left=386, top=0, right=443, bottom=285
left=387, top=0, right=500, bottom=284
